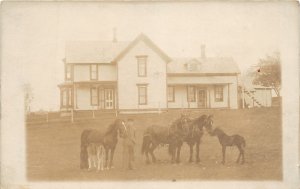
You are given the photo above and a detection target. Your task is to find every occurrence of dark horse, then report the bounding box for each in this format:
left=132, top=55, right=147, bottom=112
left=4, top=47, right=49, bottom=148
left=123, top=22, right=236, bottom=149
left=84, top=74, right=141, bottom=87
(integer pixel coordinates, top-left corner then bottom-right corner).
left=184, top=114, right=214, bottom=163
left=141, top=114, right=190, bottom=164
left=80, top=119, right=126, bottom=170
left=209, top=127, right=246, bottom=164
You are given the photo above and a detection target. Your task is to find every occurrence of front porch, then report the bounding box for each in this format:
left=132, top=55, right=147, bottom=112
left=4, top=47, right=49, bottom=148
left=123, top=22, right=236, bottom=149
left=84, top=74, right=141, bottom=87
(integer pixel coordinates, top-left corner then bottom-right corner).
left=58, top=81, right=118, bottom=111
left=167, top=84, right=236, bottom=109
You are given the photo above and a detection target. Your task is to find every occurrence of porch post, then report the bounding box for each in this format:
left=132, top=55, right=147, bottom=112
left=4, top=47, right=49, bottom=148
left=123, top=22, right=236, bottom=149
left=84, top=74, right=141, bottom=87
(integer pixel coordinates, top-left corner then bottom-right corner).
left=73, top=83, right=77, bottom=110
left=187, top=85, right=190, bottom=109
left=242, top=86, right=245, bottom=109
left=208, top=88, right=211, bottom=108
left=115, top=87, right=118, bottom=117
left=59, top=87, right=62, bottom=110
left=227, top=83, right=230, bottom=108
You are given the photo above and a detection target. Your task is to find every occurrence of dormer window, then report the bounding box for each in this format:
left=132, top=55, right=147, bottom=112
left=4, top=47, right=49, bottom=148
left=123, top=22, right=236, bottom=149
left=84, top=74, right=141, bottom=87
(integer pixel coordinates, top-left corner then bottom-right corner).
left=90, top=64, right=98, bottom=80
left=186, top=59, right=200, bottom=71
left=187, top=63, right=197, bottom=71
left=137, top=56, right=147, bottom=77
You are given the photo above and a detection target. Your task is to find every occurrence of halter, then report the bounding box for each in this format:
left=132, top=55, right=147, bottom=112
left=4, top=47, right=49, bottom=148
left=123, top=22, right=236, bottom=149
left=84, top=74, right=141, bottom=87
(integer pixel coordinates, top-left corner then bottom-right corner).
left=121, top=121, right=128, bottom=136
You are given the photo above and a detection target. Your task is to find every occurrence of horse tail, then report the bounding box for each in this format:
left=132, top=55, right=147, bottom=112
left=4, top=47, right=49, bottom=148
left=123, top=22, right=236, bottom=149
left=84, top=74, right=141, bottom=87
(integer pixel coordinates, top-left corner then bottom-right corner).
left=80, top=129, right=92, bottom=169
left=141, top=134, right=151, bottom=155
left=168, top=144, right=173, bottom=155
left=242, top=138, right=246, bottom=148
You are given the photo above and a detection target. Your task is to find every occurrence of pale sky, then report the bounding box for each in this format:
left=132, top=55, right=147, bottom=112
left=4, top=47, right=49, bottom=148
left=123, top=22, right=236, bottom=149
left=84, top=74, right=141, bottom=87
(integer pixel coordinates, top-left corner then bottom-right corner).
left=2, top=2, right=284, bottom=111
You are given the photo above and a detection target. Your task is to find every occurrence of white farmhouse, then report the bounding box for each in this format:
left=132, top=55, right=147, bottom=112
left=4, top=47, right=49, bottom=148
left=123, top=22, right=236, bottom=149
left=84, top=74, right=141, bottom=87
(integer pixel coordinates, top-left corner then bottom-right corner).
left=58, top=34, right=240, bottom=112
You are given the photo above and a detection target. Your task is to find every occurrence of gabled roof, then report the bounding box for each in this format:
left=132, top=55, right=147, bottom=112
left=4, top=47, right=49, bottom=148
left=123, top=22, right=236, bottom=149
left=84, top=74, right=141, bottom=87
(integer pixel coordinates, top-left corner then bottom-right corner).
left=112, top=33, right=171, bottom=63
left=66, top=41, right=130, bottom=63
left=65, top=33, right=171, bottom=64
left=167, top=57, right=240, bottom=74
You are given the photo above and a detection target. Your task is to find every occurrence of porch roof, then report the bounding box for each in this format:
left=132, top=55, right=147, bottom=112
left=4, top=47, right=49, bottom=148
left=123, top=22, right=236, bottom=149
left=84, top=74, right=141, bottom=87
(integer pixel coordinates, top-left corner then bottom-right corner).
left=167, top=75, right=237, bottom=85
left=58, top=81, right=117, bottom=87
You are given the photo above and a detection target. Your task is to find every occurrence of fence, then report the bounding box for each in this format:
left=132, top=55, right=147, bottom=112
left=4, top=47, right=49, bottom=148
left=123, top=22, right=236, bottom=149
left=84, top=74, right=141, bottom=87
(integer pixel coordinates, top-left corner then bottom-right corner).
left=26, top=110, right=118, bottom=126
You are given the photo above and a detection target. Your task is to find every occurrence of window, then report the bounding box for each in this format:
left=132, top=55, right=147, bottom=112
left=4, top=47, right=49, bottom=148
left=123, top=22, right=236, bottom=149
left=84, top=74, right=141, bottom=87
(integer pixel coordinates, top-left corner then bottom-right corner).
left=137, top=56, right=147, bottom=77
left=65, top=64, right=72, bottom=80
left=215, top=85, right=224, bottom=102
left=138, top=85, right=147, bottom=105
left=168, top=86, right=175, bottom=102
left=187, top=86, right=196, bottom=102
left=61, top=88, right=72, bottom=108
left=90, top=64, right=98, bottom=80
left=90, top=87, right=98, bottom=105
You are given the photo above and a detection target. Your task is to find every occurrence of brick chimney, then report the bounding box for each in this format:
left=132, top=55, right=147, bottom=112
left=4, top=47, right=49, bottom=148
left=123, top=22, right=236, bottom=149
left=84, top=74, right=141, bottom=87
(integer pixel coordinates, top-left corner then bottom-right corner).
left=201, top=44, right=206, bottom=59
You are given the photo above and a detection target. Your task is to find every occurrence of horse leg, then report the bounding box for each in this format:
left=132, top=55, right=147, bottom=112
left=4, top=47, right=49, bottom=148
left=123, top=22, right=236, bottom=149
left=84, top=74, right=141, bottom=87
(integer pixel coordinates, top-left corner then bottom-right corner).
left=96, top=147, right=100, bottom=171
left=241, top=146, right=245, bottom=164
left=189, top=144, right=193, bottom=163
left=169, top=144, right=175, bottom=164
left=104, top=148, right=109, bottom=169
left=176, top=145, right=182, bottom=164
left=109, top=147, right=116, bottom=169
left=149, top=142, right=158, bottom=163
left=88, top=157, right=92, bottom=170
left=222, top=146, right=226, bottom=164
left=145, top=149, right=151, bottom=164
left=236, top=145, right=242, bottom=163
left=195, top=141, right=200, bottom=163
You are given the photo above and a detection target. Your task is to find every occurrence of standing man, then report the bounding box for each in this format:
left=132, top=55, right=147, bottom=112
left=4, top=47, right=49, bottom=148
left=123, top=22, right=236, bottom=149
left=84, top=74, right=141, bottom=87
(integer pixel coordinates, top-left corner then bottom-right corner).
left=122, top=118, right=136, bottom=170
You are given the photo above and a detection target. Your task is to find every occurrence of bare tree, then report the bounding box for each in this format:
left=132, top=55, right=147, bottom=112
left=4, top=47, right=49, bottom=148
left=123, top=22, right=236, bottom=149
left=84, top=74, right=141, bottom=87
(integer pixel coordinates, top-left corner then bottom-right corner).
left=250, top=52, right=281, bottom=97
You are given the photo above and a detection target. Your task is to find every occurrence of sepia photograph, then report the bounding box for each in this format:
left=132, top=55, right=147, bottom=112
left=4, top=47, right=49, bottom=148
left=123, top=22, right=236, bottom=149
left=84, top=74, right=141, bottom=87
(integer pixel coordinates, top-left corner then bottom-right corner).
left=0, top=1, right=299, bottom=189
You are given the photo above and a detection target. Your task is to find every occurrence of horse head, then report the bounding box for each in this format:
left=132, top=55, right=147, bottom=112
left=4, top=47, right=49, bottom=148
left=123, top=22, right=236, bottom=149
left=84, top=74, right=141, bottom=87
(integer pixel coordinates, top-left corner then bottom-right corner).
left=109, top=119, right=127, bottom=137
left=204, top=114, right=214, bottom=133
left=209, top=127, right=222, bottom=136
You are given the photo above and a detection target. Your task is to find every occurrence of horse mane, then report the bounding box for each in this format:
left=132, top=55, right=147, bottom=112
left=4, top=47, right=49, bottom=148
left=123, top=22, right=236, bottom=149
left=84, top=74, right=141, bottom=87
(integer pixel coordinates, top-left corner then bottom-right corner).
left=191, top=114, right=207, bottom=127
left=104, top=119, right=119, bottom=136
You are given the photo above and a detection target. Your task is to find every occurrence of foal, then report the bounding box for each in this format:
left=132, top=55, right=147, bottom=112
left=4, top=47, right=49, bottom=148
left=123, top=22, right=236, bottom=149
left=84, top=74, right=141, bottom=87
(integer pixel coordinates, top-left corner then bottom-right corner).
left=87, top=143, right=106, bottom=171
left=210, top=128, right=246, bottom=164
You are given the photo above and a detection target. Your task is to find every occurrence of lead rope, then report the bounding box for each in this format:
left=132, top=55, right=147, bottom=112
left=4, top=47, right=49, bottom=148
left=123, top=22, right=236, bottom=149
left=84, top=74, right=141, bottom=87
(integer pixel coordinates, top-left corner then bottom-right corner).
left=122, top=122, right=128, bottom=138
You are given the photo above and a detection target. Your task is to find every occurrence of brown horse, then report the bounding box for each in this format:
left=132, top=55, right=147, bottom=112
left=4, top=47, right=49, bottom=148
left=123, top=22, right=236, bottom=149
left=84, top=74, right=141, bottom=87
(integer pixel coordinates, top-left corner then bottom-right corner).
left=184, top=114, right=214, bottom=163
left=80, top=119, right=127, bottom=170
left=209, top=127, right=246, bottom=164
left=141, top=114, right=190, bottom=164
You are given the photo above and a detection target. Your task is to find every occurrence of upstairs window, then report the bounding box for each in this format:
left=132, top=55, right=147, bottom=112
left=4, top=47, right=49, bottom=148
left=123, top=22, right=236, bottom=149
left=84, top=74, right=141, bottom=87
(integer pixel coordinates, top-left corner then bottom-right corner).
left=65, top=64, right=72, bottom=80
left=187, top=86, right=196, bottom=102
left=90, top=64, right=98, bottom=80
left=137, top=85, right=147, bottom=105
left=90, top=87, right=98, bottom=105
left=215, top=85, right=224, bottom=102
left=168, top=86, right=175, bottom=102
left=137, top=56, right=147, bottom=77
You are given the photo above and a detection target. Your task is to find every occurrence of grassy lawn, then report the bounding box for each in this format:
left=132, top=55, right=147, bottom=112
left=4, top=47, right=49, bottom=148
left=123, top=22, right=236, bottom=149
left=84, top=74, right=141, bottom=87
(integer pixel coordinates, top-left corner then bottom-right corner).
left=26, top=107, right=282, bottom=181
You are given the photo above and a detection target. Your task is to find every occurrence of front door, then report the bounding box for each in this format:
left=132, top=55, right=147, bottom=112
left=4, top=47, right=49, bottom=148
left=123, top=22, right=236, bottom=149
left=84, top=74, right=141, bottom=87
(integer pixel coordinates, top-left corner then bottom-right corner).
left=198, top=89, right=206, bottom=108
left=104, top=89, right=114, bottom=109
